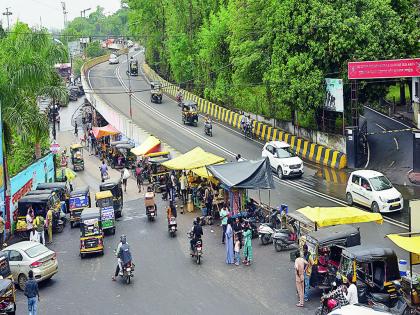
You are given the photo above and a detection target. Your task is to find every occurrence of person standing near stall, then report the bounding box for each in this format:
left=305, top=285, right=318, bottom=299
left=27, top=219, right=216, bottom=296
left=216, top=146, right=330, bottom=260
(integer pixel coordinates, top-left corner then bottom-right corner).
left=225, top=218, right=234, bottom=264
left=242, top=222, right=253, bottom=266
left=179, top=171, right=188, bottom=203
left=219, top=204, right=229, bottom=244
left=46, top=208, right=53, bottom=244
left=34, top=214, right=45, bottom=245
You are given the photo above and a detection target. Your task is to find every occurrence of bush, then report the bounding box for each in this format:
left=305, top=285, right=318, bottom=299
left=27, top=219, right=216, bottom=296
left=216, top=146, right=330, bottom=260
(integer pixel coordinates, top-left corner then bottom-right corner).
left=85, top=41, right=106, bottom=58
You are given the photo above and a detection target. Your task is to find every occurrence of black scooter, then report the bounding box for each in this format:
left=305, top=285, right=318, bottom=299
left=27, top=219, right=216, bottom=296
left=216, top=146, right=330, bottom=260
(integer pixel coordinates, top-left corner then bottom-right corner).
left=204, top=121, right=213, bottom=137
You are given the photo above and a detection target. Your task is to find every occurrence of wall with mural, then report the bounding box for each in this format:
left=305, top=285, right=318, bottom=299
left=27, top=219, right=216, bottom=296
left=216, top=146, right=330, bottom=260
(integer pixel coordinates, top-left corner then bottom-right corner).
left=0, top=108, right=5, bottom=239
left=9, top=153, right=55, bottom=230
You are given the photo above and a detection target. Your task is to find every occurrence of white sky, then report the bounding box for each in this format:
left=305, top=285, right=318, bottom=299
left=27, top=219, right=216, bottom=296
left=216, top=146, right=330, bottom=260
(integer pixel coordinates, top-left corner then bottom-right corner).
left=1, top=0, right=121, bottom=30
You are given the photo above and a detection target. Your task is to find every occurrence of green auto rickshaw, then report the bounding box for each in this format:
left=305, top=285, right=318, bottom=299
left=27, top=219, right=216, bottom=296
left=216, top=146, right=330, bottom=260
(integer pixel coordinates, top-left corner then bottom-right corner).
left=95, top=191, right=115, bottom=235
left=99, top=181, right=123, bottom=218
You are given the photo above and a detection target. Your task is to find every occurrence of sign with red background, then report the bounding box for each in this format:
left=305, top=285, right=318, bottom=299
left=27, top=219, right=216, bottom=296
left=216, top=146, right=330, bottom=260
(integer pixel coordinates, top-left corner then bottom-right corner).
left=348, top=58, right=420, bottom=79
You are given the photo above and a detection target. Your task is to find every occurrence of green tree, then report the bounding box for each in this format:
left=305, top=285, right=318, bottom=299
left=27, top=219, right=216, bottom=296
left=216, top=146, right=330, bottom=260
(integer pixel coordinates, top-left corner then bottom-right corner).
left=85, top=41, right=106, bottom=58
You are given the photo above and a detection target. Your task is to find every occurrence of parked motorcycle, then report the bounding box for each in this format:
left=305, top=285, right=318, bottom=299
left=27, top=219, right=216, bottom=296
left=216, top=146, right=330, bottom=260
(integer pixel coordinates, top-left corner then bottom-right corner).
left=257, top=223, right=279, bottom=245
left=204, top=121, right=213, bottom=137
left=315, top=297, right=340, bottom=315
left=272, top=228, right=297, bottom=252
left=168, top=216, right=177, bottom=237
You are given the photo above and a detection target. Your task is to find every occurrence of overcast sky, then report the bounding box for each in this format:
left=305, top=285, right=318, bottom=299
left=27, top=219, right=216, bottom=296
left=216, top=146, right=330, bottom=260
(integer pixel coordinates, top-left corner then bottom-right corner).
left=1, top=0, right=121, bottom=30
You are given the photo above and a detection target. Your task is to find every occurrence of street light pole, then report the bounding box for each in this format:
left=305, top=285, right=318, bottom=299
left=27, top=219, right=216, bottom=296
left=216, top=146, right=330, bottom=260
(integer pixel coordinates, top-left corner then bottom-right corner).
left=2, top=7, right=12, bottom=31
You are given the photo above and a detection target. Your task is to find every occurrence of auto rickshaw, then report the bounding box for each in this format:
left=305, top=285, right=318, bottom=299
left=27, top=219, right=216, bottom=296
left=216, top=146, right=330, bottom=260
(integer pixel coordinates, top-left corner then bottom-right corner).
left=127, top=58, right=138, bottom=76
left=181, top=100, right=198, bottom=126
left=148, top=152, right=171, bottom=192
left=99, top=181, right=123, bottom=218
left=0, top=278, right=16, bottom=315
left=338, top=246, right=401, bottom=307
left=95, top=191, right=116, bottom=235
left=302, top=225, right=361, bottom=290
left=16, top=193, right=65, bottom=238
left=36, top=182, right=71, bottom=210
left=70, top=143, right=84, bottom=171
left=69, top=187, right=91, bottom=228
left=150, top=81, right=163, bottom=104
left=80, top=208, right=104, bottom=258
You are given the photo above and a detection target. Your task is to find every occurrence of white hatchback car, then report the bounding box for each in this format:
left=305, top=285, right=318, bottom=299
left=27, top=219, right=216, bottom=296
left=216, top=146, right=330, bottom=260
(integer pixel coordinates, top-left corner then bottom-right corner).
left=108, top=54, right=119, bottom=64
left=262, top=141, right=304, bottom=178
left=3, top=241, right=58, bottom=290
left=346, top=170, right=403, bottom=213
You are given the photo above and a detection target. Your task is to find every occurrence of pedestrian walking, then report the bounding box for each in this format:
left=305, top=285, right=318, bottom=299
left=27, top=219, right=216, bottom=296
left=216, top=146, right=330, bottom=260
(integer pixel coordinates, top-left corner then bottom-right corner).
left=294, top=251, right=307, bottom=308
left=242, top=223, right=253, bottom=266
left=170, top=171, right=177, bottom=201
left=0, top=211, right=4, bottom=249
left=179, top=171, right=188, bottom=203
left=234, top=235, right=241, bottom=266
left=34, top=214, right=45, bottom=245
left=74, top=122, right=78, bottom=138
left=303, top=244, right=314, bottom=302
left=219, top=204, right=229, bottom=244
left=135, top=163, right=143, bottom=192
left=46, top=208, right=53, bottom=244
left=121, top=167, right=130, bottom=192
left=24, top=270, right=40, bottom=315
left=225, top=218, right=234, bottom=264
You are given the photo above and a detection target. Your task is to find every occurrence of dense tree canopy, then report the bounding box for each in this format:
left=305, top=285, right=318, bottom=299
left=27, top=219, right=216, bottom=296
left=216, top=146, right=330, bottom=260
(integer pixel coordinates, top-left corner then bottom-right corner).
left=0, top=23, right=67, bottom=175
left=127, top=0, right=419, bottom=130
left=61, top=6, right=128, bottom=42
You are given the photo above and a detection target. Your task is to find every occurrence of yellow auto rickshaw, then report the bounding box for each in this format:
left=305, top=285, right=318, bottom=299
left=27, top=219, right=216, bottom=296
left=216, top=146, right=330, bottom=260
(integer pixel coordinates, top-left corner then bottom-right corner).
left=80, top=208, right=104, bottom=258
left=69, top=187, right=91, bottom=228
left=95, top=191, right=116, bottom=235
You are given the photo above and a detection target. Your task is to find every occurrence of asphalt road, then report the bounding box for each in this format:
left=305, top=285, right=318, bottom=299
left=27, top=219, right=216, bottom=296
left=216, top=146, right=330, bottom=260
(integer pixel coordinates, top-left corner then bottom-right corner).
left=87, top=52, right=415, bottom=228
left=364, top=106, right=413, bottom=185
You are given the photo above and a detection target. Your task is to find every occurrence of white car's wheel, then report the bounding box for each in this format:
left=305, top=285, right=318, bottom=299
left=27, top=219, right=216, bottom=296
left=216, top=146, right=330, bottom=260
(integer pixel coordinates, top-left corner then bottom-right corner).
left=346, top=192, right=353, bottom=206
left=277, top=166, right=284, bottom=179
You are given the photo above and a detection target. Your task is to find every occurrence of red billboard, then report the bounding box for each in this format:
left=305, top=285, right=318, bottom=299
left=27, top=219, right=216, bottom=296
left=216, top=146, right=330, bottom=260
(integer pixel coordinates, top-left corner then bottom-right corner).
left=348, top=58, right=420, bottom=79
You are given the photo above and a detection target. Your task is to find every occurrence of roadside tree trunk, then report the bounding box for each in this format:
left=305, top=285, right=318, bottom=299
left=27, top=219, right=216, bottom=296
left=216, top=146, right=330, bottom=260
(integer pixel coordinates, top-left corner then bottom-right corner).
left=34, top=142, right=42, bottom=160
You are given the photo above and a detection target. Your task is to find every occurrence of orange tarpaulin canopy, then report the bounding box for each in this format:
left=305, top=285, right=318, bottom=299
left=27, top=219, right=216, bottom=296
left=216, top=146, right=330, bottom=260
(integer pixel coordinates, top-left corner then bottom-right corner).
left=92, top=125, right=119, bottom=138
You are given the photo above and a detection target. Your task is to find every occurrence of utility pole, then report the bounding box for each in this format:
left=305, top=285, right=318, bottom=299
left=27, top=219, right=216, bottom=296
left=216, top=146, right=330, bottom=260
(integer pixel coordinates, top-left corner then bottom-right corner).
left=80, top=8, right=91, bottom=18
left=126, top=53, right=133, bottom=120
left=2, top=7, right=12, bottom=31
left=61, top=2, right=68, bottom=28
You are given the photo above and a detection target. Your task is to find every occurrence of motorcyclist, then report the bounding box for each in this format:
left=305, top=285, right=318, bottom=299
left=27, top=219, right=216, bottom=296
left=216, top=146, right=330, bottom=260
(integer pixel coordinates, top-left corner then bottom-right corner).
left=321, top=280, right=349, bottom=307
left=112, top=235, right=132, bottom=281
left=204, top=115, right=212, bottom=134
left=190, top=217, right=203, bottom=253
left=176, top=88, right=183, bottom=104
left=240, top=114, right=250, bottom=130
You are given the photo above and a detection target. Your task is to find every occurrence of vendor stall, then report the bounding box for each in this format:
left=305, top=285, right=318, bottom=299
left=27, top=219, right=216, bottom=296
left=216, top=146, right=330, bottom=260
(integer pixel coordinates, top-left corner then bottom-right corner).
left=206, top=158, right=274, bottom=214
left=162, top=147, right=224, bottom=170
left=131, top=135, right=161, bottom=156
left=92, top=124, right=119, bottom=138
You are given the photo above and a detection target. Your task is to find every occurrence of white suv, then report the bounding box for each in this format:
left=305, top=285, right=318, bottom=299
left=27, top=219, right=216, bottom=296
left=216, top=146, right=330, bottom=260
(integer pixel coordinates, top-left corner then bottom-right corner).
left=346, top=170, right=403, bottom=213
left=262, top=141, right=303, bottom=179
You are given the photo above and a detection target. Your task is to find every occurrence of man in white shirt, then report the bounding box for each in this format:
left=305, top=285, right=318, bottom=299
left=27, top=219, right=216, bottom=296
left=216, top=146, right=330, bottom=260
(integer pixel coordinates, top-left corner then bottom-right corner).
left=345, top=276, right=358, bottom=305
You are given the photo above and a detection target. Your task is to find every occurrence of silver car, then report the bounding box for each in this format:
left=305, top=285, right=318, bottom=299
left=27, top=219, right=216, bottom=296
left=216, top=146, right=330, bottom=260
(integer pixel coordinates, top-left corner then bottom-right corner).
left=3, top=241, right=58, bottom=290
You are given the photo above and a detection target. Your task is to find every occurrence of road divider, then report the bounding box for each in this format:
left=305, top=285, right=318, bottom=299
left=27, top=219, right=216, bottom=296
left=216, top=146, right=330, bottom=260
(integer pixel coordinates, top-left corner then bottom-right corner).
left=143, top=64, right=347, bottom=170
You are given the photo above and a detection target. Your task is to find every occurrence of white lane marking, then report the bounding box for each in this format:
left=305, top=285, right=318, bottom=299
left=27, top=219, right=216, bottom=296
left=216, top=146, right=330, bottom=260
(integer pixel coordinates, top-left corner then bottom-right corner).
left=365, top=106, right=412, bottom=129
left=375, top=123, right=386, bottom=131
left=364, top=140, right=370, bottom=169
left=393, top=137, right=399, bottom=151
left=389, top=161, right=396, bottom=168
left=88, top=60, right=409, bottom=230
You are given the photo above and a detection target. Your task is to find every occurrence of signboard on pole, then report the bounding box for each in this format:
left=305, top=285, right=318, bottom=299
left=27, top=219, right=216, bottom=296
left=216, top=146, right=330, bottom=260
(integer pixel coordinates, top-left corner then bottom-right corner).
left=50, top=141, right=60, bottom=154
left=348, top=58, right=420, bottom=79
left=324, top=78, right=344, bottom=112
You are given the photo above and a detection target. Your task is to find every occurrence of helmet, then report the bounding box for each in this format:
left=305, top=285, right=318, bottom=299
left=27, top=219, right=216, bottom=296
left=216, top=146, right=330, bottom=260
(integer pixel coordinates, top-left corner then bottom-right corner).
left=120, top=235, right=127, bottom=244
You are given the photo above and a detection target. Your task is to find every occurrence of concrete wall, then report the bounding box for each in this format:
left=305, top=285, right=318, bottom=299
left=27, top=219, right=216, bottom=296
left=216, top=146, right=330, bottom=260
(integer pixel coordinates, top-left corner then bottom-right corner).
left=412, top=77, right=420, bottom=128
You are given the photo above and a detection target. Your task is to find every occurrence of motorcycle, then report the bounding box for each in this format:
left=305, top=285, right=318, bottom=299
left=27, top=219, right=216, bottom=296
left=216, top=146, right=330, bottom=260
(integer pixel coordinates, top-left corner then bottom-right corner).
left=52, top=211, right=67, bottom=233
left=257, top=223, right=280, bottom=245
left=272, top=228, right=297, bottom=252
left=176, top=94, right=183, bottom=107
left=145, top=191, right=157, bottom=221
left=243, top=122, right=253, bottom=139
left=114, top=250, right=135, bottom=284
left=315, top=297, right=340, bottom=315
left=168, top=216, right=177, bottom=237
left=188, top=232, right=203, bottom=264
left=204, top=121, right=213, bottom=137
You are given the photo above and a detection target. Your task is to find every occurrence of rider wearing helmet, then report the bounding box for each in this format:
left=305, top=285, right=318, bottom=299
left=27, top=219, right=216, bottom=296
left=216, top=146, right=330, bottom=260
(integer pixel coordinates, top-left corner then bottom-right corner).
left=112, top=235, right=132, bottom=281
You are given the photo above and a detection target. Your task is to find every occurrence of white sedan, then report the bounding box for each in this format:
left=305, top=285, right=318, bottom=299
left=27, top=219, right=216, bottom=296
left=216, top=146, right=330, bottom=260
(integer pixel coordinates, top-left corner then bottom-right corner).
left=109, top=54, right=119, bottom=64
left=262, top=141, right=304, bottom=179
left=3, top=241, right=58, bottom=290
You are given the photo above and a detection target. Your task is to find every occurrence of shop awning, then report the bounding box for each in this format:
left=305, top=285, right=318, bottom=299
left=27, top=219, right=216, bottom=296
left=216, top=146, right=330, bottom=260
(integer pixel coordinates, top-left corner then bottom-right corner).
left=387, top=234, right=420, bottom=254
left=191, top=162, right=224, bottom=179
left=92, top=124, right=119, bottom=138
left=131, top=136, right=161, bottom=156
left=206, top=158, right=274, bottom=189
left=162, top=147, right=224, bottom=170
left=296, top=206, right=383, bottom=228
